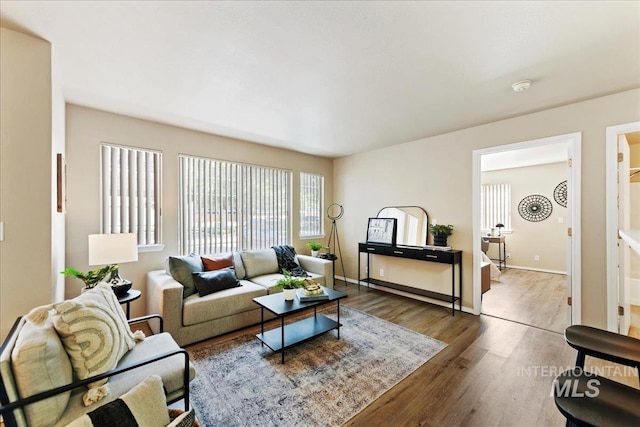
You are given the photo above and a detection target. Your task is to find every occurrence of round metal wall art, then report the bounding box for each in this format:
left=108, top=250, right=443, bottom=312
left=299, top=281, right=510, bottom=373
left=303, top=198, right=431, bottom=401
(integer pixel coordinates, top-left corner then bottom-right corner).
left=554, top=180, right=567, bottom=207
left=518, top=194, right=553, bottom=222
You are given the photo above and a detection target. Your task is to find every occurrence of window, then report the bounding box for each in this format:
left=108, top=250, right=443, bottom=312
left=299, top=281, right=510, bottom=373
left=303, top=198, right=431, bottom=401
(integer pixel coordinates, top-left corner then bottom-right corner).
left=100, top=144, right=162, bottom=247
left=300, top=172, right=324, bottom=237
left=480, top=183, right=511, bottom=231
left=179, top=155, right=291, bottom=254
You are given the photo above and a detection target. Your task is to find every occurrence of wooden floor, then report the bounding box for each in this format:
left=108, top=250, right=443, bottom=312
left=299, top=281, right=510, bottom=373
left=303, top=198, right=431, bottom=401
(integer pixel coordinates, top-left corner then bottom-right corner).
left=481, top=268, right=568, bottom=334
left=161, top=280, right=639, bottom=427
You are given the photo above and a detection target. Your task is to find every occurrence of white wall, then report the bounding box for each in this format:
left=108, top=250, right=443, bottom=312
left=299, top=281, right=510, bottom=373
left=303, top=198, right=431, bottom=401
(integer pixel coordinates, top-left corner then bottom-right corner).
left=334, top=89, right=640, bottom=328
left=482, top=162, right=567, bottom=272
left=0, top=28, right=57, bottom=339
left=65, top=105, right=334, bottom=318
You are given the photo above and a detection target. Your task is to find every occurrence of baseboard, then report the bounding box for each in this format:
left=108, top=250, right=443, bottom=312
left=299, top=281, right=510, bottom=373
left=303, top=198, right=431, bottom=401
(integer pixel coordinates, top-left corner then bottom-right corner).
left=503, top=265, right=567, bottom=275
left=335, top=275, right=475, bottom=315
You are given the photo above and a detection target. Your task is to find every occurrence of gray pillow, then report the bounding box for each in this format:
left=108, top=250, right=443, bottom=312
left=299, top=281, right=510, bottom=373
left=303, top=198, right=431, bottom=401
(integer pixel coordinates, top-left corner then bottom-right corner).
left=192, top=268, right=241, bottom=297
left=167, top=254, right=204, bottom=298
left=241, top=249, right=279, bottom=278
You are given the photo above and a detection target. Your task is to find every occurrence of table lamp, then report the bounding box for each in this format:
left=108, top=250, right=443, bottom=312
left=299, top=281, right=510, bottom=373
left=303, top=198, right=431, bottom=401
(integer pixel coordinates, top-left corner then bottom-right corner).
left=88, top=233, right=138, bottom=295
left=495, top=223, right=505, bottom=236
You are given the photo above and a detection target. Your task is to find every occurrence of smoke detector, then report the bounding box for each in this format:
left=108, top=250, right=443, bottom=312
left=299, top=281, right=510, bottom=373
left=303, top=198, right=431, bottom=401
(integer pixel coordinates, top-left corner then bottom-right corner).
left=512, top=80, right=532, bottom=92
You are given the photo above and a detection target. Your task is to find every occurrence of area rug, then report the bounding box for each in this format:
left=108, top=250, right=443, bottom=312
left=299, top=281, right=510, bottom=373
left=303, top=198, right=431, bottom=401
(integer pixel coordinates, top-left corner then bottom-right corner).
left=188, top=305, right=446, bottom=426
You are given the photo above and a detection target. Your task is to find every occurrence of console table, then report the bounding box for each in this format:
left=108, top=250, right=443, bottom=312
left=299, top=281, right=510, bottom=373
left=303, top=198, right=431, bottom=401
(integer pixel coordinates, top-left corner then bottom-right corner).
left=357, top=243, right=463, bottom=316
left=485, top=235, right=506, bottom=270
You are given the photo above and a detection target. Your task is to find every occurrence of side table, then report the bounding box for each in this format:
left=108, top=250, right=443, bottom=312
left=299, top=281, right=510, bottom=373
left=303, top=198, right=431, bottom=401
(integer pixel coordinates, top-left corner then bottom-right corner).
left=117, top=289, right=141, bottom=319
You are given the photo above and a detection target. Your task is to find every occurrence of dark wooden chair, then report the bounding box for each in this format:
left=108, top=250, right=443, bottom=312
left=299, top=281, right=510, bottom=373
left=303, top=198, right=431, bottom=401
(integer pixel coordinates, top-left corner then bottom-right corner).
left=553, top=325, right=640, bottom=426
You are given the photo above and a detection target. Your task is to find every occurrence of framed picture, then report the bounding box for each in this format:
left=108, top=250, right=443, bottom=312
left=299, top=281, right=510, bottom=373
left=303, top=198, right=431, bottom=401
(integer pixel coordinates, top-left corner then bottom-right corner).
left=366, top=217, right=397, bottom=246
left=56, top=153, right=66, bottom=213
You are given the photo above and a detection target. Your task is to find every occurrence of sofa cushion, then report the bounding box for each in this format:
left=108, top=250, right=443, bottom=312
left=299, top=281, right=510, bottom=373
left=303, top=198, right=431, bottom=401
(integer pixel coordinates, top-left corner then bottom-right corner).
left=240, top=249, right=279, bottom=278
left=193, top=268, right=241, bottom=297
left=182, top=281, right=266, bottom=326
left=167, top=254, right=204, bottom=298
left=11, top=320, right=73, bottom=427
left=232, top=252, right=247, bottom=279
left=66, top=375, right=170, bottom=427
left=201, top=254, right=233, bottom=271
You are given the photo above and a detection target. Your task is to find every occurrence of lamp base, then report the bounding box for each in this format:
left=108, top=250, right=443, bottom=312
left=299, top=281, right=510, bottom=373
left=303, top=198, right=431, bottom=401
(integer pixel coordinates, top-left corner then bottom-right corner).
left=105, top=268, right=132, bottom=297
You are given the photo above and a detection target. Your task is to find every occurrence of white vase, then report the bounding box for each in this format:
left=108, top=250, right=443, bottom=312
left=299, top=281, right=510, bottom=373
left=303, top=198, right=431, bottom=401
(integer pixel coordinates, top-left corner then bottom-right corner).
left=283, top=288, right=295, bottom=301
left=311, top=250, right=319, bottom=257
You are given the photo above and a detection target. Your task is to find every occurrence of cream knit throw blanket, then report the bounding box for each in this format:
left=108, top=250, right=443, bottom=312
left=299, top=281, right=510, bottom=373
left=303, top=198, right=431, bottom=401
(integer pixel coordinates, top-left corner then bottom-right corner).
left=26, top=284, right=145, bottom=405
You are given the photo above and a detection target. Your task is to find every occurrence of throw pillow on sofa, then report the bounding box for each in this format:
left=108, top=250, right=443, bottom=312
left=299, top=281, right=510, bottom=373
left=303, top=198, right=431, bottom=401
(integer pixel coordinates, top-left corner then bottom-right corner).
left=240, top=249, right=279, bottom=278
left=25, top=284, right=145, bottom=406
left=167, top=254, right=204, bottom=298
left=192, top=268, right=241, bottom=297
left=10, top=319, right=73, bottom=427
left=201, top=254, right=234, bottom=271
left=66, top=375, right=171, bottom=427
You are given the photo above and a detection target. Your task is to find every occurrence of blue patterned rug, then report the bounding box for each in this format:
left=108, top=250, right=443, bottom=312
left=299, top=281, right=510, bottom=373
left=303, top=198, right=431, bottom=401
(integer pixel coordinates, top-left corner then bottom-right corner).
left=188, top=306, right=446, bottom=426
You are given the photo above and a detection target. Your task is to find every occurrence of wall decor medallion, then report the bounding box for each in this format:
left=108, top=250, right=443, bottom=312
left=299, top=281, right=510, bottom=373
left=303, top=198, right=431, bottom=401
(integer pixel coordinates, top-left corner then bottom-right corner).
left=518, top=194, right=553, bottom=222
left=553, top=180, right=567, bottom=207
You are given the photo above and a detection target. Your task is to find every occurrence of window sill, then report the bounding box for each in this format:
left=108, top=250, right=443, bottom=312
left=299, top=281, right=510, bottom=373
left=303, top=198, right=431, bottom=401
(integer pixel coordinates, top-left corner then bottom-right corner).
left=138, top=244, right=165, bottom=253
left=300, top=235, right=326, bottom=240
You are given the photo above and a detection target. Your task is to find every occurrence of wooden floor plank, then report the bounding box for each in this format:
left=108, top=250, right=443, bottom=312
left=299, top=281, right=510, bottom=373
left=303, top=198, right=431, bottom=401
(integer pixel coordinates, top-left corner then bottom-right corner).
left=168, top=278, right=638, bottom=426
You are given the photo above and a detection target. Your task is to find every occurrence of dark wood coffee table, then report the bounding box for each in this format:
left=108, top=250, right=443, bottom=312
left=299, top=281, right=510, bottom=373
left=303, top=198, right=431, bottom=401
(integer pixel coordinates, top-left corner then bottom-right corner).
left=253, top=287, right=347, bottom=363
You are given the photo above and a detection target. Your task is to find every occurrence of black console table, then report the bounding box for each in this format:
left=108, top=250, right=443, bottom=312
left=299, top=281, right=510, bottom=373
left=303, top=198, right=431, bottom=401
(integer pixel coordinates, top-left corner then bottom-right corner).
left=357, top=243, right=463, bottom=316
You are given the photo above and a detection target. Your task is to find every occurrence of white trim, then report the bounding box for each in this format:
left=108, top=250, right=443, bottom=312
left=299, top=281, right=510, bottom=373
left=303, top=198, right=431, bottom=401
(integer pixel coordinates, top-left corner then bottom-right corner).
left=472, top=132, right=582, bottom=324
left=606, top=121, right=640, bottom=332
left=504, top=265, right=567, bottom=275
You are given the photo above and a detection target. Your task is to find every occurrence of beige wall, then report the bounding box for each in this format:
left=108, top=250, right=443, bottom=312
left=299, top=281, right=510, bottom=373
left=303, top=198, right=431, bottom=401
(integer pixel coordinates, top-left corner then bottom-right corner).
left=482, top=162, right=567, bottom=272
left=65, top=105, right=334, bottom=318
left=0, top=28, right=57, bottom=339
left=334, top=89, right=640, bottom=328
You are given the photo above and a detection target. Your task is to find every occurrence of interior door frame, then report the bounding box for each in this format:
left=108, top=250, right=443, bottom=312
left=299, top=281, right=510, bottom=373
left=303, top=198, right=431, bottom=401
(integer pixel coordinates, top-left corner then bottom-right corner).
left=472, top=132, right=582, bottom=325
left=606, top=121, right=640, bottom=332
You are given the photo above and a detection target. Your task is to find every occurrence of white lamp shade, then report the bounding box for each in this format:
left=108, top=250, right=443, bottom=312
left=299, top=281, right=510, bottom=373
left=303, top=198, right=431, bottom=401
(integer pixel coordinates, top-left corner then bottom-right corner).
left=88, top=233, right=138, bottom=266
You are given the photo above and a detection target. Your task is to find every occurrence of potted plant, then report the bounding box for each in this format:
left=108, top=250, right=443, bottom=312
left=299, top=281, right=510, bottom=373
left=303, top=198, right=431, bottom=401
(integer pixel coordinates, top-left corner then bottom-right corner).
left=274, top=269, right=306, bottom=300
left=61, top=265, right=118, bottom=290
left=306, top=242, right=323, bottom=257
left=429, top=224, right=454, bottom=247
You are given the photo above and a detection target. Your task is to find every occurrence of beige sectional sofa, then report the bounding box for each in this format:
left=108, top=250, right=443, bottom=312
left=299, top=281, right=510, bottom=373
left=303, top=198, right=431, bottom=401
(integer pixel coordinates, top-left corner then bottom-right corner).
left=146, top=248, right=334, bottom=346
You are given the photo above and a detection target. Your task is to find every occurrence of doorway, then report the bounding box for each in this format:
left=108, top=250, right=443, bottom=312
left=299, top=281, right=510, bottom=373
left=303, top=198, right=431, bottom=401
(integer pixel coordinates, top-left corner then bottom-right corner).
left=472, top=133, right=582, bottom=327
left=606, top=122, right=640, bottom=335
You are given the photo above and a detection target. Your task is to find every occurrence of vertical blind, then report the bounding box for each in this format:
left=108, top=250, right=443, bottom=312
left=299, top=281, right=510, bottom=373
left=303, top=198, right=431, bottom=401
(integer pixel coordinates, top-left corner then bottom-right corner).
left=300, top=172, right=324, bottom=237
left=101, top=144, right=162, bottom=246
left=480, top=183, right=511, bottom=231
left=179, top=155, right=291, bottom=255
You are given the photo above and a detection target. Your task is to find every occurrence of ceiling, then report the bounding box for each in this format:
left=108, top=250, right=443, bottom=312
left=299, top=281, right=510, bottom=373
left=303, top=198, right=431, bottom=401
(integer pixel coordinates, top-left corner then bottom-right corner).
left=1, top=1, right=639, bottom=158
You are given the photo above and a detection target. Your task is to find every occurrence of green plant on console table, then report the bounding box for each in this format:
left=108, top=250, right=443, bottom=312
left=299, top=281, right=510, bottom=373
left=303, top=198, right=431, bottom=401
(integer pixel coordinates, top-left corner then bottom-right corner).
left=274, top=269, right=306, bottom=290
left=428, top=223, right=454, bottom=236
left=306, top=242, right=324, bottom=251
left=61, top=265, right=118, bottom=289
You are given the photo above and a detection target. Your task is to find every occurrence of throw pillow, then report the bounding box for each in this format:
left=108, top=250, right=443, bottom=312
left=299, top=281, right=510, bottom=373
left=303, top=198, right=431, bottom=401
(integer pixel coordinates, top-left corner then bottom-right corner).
left=66, top=375, right=171, bottom=427
left=26, top=284, right=145, bottom=406
left=201, top=254, right=234, bottom=271
left=192, top=268, right=241, bottom=297
left=11, top=320, right=73, bottom=427
left=167, top=254, right=204, bottom=298
left=240, top=249, right=279, bottom=278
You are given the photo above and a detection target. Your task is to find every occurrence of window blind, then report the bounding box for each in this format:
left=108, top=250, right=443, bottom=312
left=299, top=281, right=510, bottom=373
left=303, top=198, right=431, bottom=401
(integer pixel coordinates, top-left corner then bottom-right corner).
left=179, top=155, right=291, bottom=255
left=481, top=183, right=511, bottom=231
left=300, top=172, right=324, bottom=237
left=101, top=144, right=162, bottom=246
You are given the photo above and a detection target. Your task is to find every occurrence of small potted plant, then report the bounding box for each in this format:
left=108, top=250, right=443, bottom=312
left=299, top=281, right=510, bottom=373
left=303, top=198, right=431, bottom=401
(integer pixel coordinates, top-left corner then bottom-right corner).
left=306, top=242, right=323, bottom=257
left=274, top=269, right=306, bottom=300
left=429, top=223, right=454, bottom=247
left=61, top=265, right=118, bottom=290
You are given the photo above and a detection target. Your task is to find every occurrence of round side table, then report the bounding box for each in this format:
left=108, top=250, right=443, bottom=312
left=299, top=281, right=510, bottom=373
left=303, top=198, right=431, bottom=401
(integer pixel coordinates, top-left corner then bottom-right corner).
left=117, top=289, right=141, bottom=319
